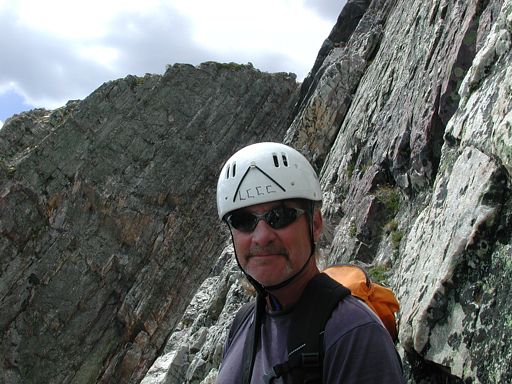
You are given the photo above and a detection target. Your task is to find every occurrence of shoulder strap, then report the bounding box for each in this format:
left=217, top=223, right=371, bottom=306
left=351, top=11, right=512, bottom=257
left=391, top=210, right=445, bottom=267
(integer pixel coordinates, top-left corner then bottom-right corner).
left=227, top=301, right=256, bottom=348
left=240, top=294, right=266, bottom=384
left=266, top=273, right=350, bottom=383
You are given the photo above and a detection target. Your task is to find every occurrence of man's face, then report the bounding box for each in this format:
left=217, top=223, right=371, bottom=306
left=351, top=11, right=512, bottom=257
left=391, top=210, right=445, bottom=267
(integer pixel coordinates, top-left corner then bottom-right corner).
left=229, top=200, right=323, bottom=287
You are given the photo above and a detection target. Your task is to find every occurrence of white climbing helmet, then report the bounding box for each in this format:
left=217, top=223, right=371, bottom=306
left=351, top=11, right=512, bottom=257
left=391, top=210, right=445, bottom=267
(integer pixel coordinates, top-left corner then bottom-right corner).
left=216, top=142, right=322, bottom=219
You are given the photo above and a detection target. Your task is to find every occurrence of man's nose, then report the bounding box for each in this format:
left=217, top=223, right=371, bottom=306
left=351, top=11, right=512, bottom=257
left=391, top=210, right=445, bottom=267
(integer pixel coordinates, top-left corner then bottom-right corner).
left=251, top=219, right=276, bottom=245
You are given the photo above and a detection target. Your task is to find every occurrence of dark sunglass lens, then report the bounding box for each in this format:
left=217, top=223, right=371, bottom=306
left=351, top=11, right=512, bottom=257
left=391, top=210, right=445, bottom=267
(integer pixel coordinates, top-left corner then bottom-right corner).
left=266, top=207, right=298, bottom=229
left=229, top=211, right=257, bottom=232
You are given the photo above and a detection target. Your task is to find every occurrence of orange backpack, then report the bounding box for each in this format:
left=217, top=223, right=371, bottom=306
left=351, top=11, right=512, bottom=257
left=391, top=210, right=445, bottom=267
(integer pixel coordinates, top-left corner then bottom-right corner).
left=323, top=264, right=400, bottom=341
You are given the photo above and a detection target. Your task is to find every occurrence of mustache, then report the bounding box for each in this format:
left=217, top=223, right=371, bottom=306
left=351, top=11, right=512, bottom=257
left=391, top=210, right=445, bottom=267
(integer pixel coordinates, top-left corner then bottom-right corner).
left=248, top=245, right=289, bottom=258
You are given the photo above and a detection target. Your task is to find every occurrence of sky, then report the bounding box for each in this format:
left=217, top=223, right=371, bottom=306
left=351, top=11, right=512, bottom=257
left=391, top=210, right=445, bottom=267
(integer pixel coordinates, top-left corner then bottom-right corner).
left=0, top=0, right=346, bottom=127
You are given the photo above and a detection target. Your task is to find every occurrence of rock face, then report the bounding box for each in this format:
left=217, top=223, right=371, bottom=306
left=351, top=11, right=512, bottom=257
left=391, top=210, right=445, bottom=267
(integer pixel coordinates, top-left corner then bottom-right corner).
left=1, top=0, right=511, bottom=383
left=0, top=63, right=298, bottom=383
left=143, top=0, right=512, bottom=383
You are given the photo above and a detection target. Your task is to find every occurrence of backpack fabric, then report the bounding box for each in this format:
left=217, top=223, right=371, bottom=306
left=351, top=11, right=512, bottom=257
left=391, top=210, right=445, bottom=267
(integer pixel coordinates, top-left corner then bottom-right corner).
left=323, top=264, right=400, bottom=342
left=226, top=264, right=400, bottom=383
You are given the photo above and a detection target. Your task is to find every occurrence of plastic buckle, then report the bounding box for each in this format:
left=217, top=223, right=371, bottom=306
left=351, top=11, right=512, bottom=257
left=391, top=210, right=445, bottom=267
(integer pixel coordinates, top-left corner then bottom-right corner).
left=301, top=352, right=320, bottom=368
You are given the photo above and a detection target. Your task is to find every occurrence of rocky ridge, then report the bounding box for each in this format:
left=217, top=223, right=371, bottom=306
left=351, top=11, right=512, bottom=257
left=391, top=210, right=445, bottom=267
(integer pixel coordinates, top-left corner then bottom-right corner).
left=0, top=63, right=298, bottom=383
left=0, top=0, right=511, bottom=383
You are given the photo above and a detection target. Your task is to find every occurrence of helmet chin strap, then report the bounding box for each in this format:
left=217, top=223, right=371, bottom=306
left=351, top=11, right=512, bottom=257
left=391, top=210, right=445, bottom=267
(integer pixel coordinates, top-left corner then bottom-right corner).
left=226, top=201, right=317, bottom=297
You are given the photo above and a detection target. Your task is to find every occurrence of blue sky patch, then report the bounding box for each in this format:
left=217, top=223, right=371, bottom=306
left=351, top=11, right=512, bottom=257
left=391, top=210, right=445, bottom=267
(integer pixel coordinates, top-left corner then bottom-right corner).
left=0, top=89, right=34, bottom=121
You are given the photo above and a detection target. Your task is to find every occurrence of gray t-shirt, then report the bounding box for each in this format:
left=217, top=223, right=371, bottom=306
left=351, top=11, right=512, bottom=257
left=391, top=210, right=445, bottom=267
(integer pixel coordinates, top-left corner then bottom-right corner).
left=216, top=295, right=405, bottom=383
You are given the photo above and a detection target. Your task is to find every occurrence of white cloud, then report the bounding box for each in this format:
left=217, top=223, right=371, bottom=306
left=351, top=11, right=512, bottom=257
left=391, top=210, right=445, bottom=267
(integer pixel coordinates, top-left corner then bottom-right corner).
left=13, top=0, right=162, bottom=38
left=173, top=0, right=333, bottom=58
left=0, top=0, right=343, bottom=117
left=304, top=0, right=345, bottom=21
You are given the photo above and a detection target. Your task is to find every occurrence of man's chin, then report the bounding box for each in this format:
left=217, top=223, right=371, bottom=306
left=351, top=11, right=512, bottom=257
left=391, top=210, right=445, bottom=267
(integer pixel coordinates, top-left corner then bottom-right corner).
left=248, top=265, right=293, bottom=286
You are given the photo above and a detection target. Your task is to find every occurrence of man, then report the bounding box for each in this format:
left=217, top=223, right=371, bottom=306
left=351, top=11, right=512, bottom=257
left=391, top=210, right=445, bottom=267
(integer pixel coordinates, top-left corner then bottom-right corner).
left=215, top=142, right=405, bottom=383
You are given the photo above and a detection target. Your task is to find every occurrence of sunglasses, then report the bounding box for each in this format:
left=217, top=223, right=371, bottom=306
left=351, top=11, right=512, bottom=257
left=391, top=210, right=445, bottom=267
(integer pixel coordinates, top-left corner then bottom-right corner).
left=225, top=206, right=305, bottom=232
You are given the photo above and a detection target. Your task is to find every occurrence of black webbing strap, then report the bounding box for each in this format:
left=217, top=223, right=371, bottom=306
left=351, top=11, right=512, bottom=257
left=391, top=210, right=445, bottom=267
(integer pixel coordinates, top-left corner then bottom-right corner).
left=227, top=301, right=256, bottom=348
left=241, top=294, right=266, bottom=384
left=277, top=273, right=351, bottom=383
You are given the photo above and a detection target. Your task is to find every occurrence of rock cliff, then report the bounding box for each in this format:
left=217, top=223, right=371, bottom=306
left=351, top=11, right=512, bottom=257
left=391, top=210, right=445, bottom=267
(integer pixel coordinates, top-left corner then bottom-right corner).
left=0, top=63, right=298, bottom=383
left=1, top=0, right=511, bottom=383
left=144, top=0, right=512, bottom=383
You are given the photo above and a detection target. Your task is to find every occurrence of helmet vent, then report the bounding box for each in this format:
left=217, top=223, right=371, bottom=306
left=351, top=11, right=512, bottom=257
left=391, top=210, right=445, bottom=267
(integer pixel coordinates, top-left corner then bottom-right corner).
left=273, top=154, right=279, bottom=167
left=226, top=162, right=236, bottom=179
left=282, top=153, right=288, bottom=166
left=272, top=152, right=289, bottom=167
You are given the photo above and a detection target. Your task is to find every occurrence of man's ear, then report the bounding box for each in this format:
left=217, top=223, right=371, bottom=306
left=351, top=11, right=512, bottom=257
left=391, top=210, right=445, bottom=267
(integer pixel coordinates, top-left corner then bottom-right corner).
left=312, top=210, right=323, bottom=242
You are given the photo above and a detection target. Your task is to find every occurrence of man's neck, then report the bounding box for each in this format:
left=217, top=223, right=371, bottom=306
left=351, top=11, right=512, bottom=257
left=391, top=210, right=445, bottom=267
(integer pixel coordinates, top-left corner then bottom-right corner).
left=266, top=264, right=320, bottom=311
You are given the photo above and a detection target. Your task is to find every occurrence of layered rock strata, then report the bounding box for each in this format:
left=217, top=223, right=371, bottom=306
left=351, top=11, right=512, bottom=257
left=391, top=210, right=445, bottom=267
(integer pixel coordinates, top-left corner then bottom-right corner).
left=0, top=63, right=298, bottom=383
